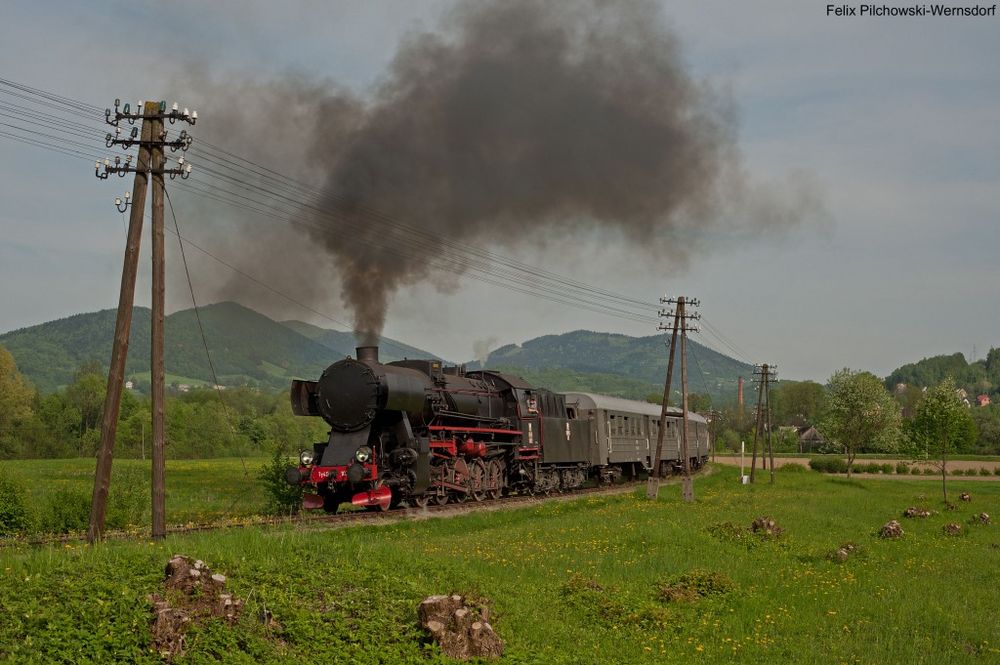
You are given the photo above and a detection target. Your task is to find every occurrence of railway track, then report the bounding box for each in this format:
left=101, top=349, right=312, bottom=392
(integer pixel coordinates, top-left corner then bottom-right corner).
left=2, top=476, right=695, bottom=549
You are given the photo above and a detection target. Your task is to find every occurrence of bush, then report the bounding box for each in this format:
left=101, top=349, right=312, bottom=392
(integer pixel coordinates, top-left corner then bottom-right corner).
left=896, top=462, right=910, bottom=474
left=979, top=467, right=992, bottom=477
left=881, top=463, right=894, bottom=474
left=106, top=466, right=147, bottom=529
left=0, top=470, right=31, bottom=537
left=994, top=467, right=1000, bottom=477
left=779, top=463, right=808, bottom=473
left=809, top=458, right=848, bottom=474
left=950, top=468, right=965, bottom=476
left=923, top=468, right=936, bottom=475
left=39, top=488, right=91, bottom=534
left=37, top=467, right=147, bottom=535
left=910, top=466, right=923, bottom=475
left=658, top=569, right=735, bottom=603
left=259, top=445, right=304, bottom=516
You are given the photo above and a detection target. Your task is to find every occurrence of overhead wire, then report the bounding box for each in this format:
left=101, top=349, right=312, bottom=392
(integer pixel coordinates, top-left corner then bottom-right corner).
left=164, top=186, right=246, bottom=475
left=1, top=78, right=655, bottom=322
left=0, top=77, right=757, bottom=364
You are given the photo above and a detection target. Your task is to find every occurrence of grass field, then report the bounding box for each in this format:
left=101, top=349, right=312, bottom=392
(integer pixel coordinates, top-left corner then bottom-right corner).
left=1, top=457, right=272, bottom=529
left=1, top=467, right=998, bottom=663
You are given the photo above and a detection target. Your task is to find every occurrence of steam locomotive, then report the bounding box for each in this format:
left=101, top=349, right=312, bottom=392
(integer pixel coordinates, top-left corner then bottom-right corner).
left=286, top=345, right=709, bottom=512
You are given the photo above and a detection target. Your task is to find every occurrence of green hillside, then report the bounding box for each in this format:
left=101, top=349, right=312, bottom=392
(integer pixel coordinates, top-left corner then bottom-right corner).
left=0, top=303, right=399, bottom=393
left=0, top=307, right=153, bottom=392
left=1, top=307, right=751, bottom=402
left=488, top=365, right=661, bottom=401
left=885, top=350, right=1000, bottom=397
left=474, top=330, right=752, bottom=403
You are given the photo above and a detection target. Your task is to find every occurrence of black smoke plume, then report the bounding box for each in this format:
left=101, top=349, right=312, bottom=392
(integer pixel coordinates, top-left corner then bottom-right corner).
left=195, top=0, right=818, bottom=342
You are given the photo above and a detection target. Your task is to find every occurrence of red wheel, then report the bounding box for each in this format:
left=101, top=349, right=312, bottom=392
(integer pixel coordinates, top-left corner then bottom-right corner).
left=469, top=459, right=487, bottom=502
left=486, top=459, right=504, bottom=500
left=451, top=459, right=470, bottom=503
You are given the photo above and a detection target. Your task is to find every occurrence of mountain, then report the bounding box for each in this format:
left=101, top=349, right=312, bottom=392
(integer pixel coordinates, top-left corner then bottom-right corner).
left=885, top=350, right=999, bottom=397
left=0, top=302, right=439, bottom=393
left=471, top=330, right=752, bottom=403
left=0, top=308, right=152, bottom=393
left=0, top=306, right=752, bottom=402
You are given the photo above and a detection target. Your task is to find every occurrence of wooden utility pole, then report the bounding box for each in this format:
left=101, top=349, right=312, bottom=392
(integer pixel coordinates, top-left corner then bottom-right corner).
left=150, top=111, right=167, bottom=539
left=646, top=296, right=700, bottom=502
left=679, top=298, right=694, bottom=503
left=89, top=99, right=196, bottom=543
left=87, top=103, right=155, bottom=544
left=646, top=303, right=681, bottom=500
left=748, top=363, right=777, bottom=483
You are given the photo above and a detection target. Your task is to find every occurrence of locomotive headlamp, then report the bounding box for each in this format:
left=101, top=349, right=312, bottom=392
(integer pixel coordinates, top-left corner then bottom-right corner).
left=355, top=446, right=373, bottom=463
left=299, top=449, right=314, bottom=466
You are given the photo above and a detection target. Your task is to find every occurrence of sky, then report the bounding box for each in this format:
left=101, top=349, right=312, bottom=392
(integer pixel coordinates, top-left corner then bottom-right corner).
left=0, top=0, right=998, bottom=382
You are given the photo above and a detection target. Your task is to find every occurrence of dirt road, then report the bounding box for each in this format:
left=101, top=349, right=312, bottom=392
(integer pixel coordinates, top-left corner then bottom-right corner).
left=713, top=455, right=1000, bottom=479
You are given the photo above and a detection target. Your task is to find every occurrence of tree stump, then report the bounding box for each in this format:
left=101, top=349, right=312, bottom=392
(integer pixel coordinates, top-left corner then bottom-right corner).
left=750, top=516, right=783, bottom=537
left=150, top=555, right=244, bottom=661
left=879, top=520, right=904, bottom=539
left=418, top=594, right=504, bottom=660
left=903, top=507, right=931, bottom=518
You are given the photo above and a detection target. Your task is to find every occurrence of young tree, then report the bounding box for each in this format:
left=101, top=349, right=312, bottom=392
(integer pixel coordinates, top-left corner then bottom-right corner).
left=818, top=369, right=901, bottom=478
left=908, top=378, right=976, bottom=502
left=0, top=345, right=34, bottom=457
left=770, top=380, right=826, bottom=426
left=0, top=345, right=33, bottom=423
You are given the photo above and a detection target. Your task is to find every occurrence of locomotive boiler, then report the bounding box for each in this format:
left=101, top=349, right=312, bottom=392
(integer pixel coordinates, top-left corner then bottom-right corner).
left=286, top=345, right=709, bottom=512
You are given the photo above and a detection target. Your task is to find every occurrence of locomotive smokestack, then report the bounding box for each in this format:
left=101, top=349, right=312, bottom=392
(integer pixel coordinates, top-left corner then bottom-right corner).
left=356, top=345, right=379, bottom=365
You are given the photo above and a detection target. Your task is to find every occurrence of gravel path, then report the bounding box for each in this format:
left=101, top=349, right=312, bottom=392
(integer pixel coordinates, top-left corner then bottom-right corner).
left=712, top=455, right=1000, bottom=480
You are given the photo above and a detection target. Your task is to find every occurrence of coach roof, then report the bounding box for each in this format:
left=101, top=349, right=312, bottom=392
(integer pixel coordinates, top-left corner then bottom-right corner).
left=560, top=392, right=708, bottom=424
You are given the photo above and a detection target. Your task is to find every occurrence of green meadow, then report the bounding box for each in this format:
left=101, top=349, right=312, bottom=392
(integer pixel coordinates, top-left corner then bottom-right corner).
left=1, top=457, right=271, bottom=533
left=1, top=466, right=998, bottom=663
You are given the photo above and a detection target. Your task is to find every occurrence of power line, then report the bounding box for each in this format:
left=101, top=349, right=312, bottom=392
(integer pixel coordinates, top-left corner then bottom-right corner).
left=164, top=186, right=246, bottom=476
left=0, top=78, right=757, bottom=365
left=0, top=78, right=662, bottom=320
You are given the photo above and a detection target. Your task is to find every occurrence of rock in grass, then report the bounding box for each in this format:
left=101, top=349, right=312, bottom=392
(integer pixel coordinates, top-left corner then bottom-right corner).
left=418, top=594, right=504, bottom=660
left=879, top=520, right=904, bottom=539
left=970, top=512, right=991, bottom=526
left=960, top=492, right=972, bottom=502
